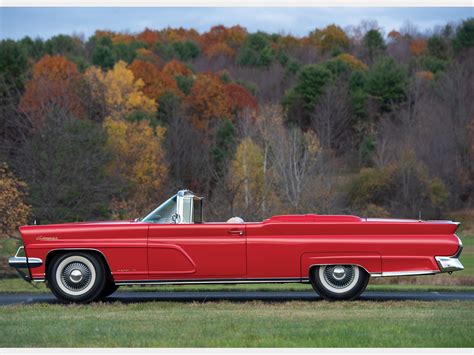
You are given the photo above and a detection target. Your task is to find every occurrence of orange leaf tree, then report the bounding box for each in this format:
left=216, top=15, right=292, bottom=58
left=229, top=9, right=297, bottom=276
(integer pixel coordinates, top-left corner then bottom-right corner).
left=224, top=82, right=258, bottom=117
left=204, top=42, right=235, bottom=58
left=162, top=59, right=193, bottom=77
left=19, top=55, right=85, bottom=126
left=129, top=59, right=181, bottom=100
left=200, top=25, right=247, bottom=57
left=410, top=38, right=428, bottom=56
left=185, top=73, right=232, bottom=131
left=137, top=28, right=161, bottom=47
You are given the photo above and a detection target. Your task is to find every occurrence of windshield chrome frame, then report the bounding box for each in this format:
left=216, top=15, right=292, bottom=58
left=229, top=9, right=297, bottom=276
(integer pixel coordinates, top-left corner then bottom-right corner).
left=141, top=194, right=177, bottom=222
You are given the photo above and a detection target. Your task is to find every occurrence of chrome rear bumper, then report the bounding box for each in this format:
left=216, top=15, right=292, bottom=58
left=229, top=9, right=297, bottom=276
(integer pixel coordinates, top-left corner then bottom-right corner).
left=435, top=256, right=464, bottom=273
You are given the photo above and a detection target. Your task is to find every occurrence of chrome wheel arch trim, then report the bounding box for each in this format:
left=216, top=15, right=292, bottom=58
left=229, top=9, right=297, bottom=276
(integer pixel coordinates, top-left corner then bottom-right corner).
left=45, top=248, right=111, bottom=270
left=308, top=263, right=373, bottom=277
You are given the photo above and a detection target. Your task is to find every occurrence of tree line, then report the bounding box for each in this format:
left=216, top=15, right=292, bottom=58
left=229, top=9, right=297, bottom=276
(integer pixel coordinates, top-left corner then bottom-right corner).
left=0, top=19, right=473, bottom=232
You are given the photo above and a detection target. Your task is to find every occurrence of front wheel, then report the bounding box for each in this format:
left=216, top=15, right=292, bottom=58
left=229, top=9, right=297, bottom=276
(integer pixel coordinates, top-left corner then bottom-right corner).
left=48, top=252, right=107, bottom=303
left=310, top=265, right=369, bottom=301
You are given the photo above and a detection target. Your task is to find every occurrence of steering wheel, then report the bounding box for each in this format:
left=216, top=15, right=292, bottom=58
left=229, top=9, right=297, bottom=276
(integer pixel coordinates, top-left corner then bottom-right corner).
left=171, top=213, right=180, bottom=224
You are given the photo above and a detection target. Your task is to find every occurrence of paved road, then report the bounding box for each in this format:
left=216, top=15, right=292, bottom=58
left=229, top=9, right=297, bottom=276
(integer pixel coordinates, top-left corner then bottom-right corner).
left=1, top=291, right=473, bottom=305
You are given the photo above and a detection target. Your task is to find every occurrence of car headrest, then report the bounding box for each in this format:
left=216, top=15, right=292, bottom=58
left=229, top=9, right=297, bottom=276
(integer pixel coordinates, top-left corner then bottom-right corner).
left=226, top=217, right=244, bottom=223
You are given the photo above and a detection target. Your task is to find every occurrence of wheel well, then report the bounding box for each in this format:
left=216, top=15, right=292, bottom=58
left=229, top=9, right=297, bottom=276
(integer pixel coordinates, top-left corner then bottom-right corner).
left=45, top=249, right=113, bottom=282
left=308, top=264, right=370, bottom=279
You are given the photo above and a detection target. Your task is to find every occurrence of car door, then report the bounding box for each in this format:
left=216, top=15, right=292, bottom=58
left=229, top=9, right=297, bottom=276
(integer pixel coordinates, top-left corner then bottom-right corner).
left=147, top=223, right=246, bottom=279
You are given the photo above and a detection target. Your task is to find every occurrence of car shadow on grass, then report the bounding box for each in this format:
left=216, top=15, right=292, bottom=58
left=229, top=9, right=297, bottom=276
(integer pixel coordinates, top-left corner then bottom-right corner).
left=2, top=290, right=474, bottom=306
left=100, top=290, right=474, bottom=304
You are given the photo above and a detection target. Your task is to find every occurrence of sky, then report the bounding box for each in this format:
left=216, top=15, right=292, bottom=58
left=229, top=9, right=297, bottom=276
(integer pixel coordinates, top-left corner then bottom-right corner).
left=0, top=7, right=473, bottom=40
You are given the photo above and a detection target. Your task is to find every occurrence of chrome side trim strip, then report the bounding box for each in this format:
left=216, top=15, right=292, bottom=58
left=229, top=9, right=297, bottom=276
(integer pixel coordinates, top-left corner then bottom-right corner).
left=381, top=270, right=439, bottom=277
left=115, top=277, right=309, bottom=286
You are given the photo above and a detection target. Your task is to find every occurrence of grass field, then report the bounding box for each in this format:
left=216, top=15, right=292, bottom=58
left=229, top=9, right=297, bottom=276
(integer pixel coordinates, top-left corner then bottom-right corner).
left=0, top=300, right=473, bottom=347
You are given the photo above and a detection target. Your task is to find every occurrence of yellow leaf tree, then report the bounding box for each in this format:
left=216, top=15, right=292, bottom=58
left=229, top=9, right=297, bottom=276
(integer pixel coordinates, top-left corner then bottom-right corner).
left=306, top=24, right=349, bottom=54
left=103, top=117, right=168, bottom=218
left=229, top=138, right=264, bottom=213
left=84, top=61, right=157, bottom=121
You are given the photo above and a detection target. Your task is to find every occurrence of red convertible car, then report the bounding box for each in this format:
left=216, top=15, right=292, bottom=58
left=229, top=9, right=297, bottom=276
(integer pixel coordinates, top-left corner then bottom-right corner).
left=10, top=190, right=464, bottom=303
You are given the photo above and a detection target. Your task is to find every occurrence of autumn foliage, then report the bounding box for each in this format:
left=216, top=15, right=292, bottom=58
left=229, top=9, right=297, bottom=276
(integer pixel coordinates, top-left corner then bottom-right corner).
left=85, top=61, right=156, bottom=120
left=135, top=48, right=162, bottom=66
left=388, top=30, right=402, bottom=41
left=224, top=82, right=258, bottom=116
left=200, top=25, right=247, bottom=57
left=1, top=19, right=473, bottom=225
left=162, top=59, right=193, bottom=77
left=306, top=24, right=350, bottom=53
left=410, top=38, right=428, bottom=56
left=137, top=28, right=160, bottom=47
left=19, top=55, right=84, bottom=126
left=336, top=53, right=368, bottom=71
left=186, top=73, right=232, bottom=130
left=129, top=59, right=180, bottom=99
left=416, top=70, right=434, bottom=81
left=0, top=163, right=30, bottom=237
left=104, top=117, right=168, bottom=216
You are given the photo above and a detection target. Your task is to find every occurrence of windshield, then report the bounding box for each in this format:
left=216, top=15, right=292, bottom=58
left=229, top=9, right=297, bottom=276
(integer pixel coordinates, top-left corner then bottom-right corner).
left=142, top=195, right=177, bottom=223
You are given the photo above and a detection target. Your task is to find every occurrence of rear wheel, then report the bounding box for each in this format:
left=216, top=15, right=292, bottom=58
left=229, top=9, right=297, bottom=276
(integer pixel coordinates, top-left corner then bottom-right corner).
left=310, top=265, right=369, bottom=301
left=48, top=252, right=107, bottom=303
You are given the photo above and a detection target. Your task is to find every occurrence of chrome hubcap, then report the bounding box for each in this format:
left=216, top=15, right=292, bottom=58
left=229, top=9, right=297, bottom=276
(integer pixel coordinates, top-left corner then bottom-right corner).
left=69, top=269, right=83, bottom=283
left=61, top=262, right=92, bottom=291
left=323, top=265, right=355, bottom=289
left=332, top=266, right=346, bottom=280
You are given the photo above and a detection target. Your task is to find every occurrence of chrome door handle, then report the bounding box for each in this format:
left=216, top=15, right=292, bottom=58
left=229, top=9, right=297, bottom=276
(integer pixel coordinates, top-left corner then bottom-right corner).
left=227, top=229, right=244, bottom=236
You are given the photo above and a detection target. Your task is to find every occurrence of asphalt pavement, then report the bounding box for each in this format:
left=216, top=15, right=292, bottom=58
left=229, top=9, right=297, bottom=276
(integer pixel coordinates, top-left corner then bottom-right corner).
left=0, top=290, right=473, bottom=305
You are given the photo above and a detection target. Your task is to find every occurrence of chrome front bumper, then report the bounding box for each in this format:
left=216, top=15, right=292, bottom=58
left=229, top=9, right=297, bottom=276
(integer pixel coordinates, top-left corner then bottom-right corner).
left=8, top=247, right=43, bottom=282
left=435, top=256, right=464, bottom=273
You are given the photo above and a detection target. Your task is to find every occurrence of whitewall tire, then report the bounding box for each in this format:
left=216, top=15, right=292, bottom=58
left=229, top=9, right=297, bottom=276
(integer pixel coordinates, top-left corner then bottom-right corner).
left=310, top=265, right=369, bottom=300
left=48, top=252, right=107, bottom=303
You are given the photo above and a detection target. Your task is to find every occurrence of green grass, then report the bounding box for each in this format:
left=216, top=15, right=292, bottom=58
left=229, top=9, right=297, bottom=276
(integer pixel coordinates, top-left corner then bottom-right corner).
left=459, top=234, right=474, bottom=275
left=0, top=300, right=472, bottom=347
